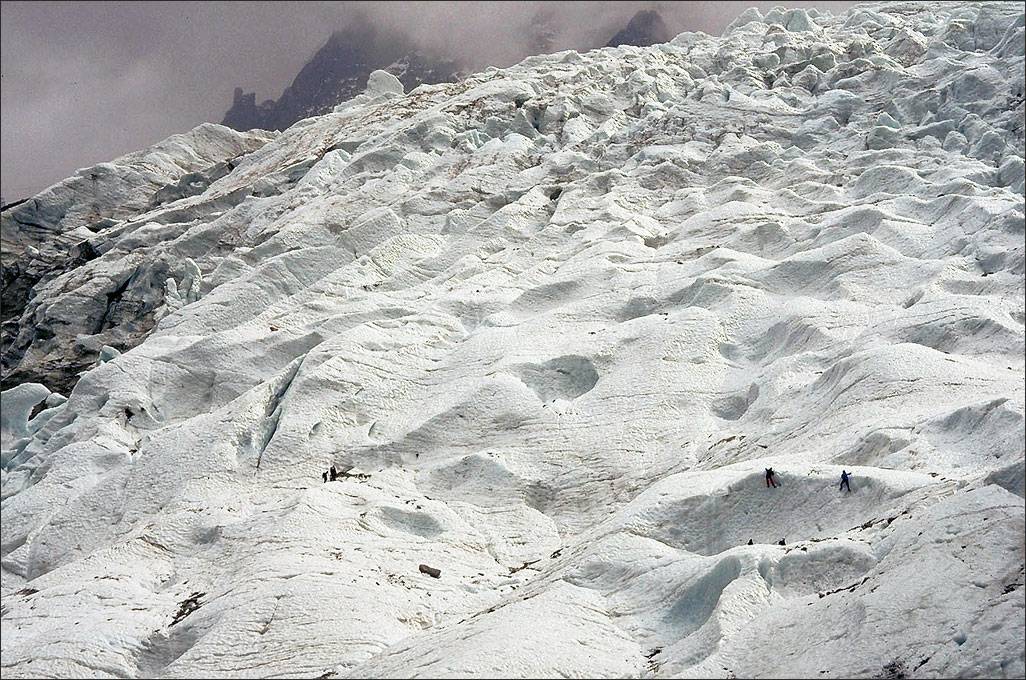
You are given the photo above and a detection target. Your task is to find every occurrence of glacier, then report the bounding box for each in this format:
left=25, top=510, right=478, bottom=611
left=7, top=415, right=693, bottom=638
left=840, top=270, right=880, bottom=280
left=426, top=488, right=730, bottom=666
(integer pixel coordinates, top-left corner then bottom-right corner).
left=1, top=2, right=1024, bottom=678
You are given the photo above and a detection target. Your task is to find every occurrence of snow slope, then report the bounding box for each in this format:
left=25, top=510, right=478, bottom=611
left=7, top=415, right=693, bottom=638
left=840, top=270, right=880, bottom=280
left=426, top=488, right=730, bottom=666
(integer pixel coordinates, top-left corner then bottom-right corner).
left=2, top=2, right=1024, bottom=678
left=1, top=124, right=276, bottom=394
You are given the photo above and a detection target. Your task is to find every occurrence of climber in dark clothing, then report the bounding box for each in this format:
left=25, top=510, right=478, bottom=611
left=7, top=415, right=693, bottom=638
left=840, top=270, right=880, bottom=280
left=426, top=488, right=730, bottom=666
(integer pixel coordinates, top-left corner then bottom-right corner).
left=329, top=465, right=339, bottom=481
left=322, top=470, right=328, bottom=483
left=747, top=539, right=754, bottom=546
left=840, top=470, right=851, bottom=492
left=778, top=538, right=786, bottom=546
left=765, top=467, right=779, bottom=488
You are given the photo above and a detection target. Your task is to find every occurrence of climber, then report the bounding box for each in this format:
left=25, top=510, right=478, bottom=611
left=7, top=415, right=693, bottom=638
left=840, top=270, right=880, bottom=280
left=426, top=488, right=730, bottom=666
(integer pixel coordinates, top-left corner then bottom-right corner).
left=778, top=538, right=786, bottom=546
left=747, top=539, right=754, bottom=546
left=322, top=470, right=328, bottom=483
left=329, top=465, right=339, bottom=481
left=765, top=467, right=779, bottom=488
left=840, top=470, right=851, bottom=493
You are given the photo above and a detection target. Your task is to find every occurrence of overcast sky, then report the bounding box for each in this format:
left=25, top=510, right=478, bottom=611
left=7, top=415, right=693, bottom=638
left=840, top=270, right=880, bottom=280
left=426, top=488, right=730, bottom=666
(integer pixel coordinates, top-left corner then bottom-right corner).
left=0, top=1, right=855, bottom=201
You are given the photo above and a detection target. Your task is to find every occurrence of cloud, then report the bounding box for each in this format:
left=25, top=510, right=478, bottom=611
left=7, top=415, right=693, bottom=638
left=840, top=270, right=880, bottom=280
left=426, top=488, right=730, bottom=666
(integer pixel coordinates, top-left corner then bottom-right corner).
left=0, top=0, right=855, bottom=201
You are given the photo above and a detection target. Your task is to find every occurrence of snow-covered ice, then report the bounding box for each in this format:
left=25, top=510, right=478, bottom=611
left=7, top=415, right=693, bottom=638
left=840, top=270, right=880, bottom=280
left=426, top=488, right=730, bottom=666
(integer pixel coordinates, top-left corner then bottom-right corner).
left=1, top=2, right=1024, bottom=678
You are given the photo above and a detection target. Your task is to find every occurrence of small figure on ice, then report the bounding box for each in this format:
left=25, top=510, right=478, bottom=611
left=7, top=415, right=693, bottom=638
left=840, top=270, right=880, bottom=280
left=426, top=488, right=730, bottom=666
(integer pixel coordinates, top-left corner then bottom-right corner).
left=765, top=467, right=779, bottom=488
left=839, top=470, right=851, bottom=493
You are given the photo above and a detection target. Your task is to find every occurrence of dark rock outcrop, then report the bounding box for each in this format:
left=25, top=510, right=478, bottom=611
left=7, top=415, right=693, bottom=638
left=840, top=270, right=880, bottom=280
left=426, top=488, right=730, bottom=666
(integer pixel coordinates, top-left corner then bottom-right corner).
left=605, top=10, right=672, bottom=48
left=223, top=10, right=680, bottom=134
left=0, top=124, right=273, bottom=394
left=222, top=88, right=277, bottom=133
left=222, top=24, right=461, bottom=132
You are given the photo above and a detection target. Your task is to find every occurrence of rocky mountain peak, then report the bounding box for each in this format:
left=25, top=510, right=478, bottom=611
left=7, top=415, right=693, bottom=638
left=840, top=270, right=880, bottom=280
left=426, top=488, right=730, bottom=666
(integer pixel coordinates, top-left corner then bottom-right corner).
left=221, top=24, right=459, bottom=132
left=605, top=9, right=672, bottom=47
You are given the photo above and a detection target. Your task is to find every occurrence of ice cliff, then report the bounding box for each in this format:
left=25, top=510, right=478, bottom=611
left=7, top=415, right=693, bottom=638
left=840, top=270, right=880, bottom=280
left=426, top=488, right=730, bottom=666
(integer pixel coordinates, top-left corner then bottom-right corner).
left=1, top=2, right=1024, bottom=678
